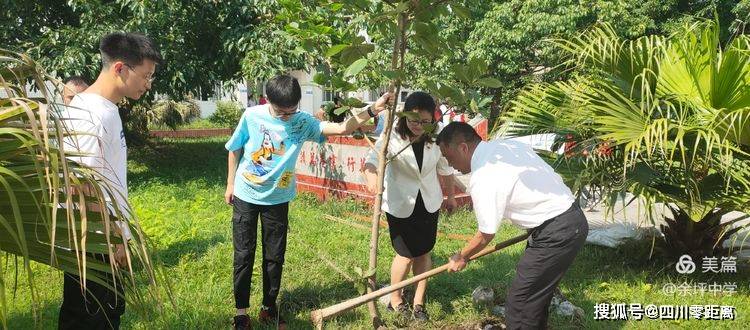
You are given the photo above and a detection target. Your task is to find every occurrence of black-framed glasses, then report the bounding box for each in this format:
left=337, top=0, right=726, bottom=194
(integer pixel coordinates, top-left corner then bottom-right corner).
left=407, top=119, right=433, bottom=125
left=270, top=104, right=300, bottom=118
left=124, top=64, right=156, bottom=83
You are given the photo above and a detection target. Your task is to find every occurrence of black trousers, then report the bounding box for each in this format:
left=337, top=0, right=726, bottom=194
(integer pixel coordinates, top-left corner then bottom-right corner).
left=59, top=255, right=125, bottom=330
left=232, top=197, right=289, bottom=309
left=505, top=203, right=588, bottom=330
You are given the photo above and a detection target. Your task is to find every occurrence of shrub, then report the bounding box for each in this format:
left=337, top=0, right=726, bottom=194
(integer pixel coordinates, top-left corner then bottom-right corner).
left=148, top=98, right=201, bottom=130
left=209, top=101, right=243, bottom=127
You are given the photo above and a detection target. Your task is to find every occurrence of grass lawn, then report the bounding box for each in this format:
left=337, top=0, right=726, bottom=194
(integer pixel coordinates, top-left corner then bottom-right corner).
left=5, top=137, right=749, bottom=329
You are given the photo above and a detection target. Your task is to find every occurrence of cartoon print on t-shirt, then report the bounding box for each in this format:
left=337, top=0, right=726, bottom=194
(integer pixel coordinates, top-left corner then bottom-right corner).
left=243, top=125, right=285, bottom=184
left=277, top=171, right=294, bottom=188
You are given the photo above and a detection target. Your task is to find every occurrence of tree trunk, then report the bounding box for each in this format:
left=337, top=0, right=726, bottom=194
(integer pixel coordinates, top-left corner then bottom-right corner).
left=365, top=10, right=409, bottom=328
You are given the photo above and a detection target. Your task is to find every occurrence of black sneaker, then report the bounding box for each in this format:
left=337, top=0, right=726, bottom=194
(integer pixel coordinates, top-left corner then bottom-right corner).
left=233, top=314, right=251, bottom=330
left=412, top=304, right=429, bottom=322
left=387, top=301, right=411, bottom=320
left=258, top=305, right=287, bottom=329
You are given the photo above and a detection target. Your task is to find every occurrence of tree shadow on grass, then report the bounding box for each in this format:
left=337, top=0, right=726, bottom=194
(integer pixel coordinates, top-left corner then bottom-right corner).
left=129, top=138, right=228, bottom=188
left=276, top=279, right=362, bottom=329
left=153, top=234, right=226, bottom=268
left=6, top=298, right=63, bottom=330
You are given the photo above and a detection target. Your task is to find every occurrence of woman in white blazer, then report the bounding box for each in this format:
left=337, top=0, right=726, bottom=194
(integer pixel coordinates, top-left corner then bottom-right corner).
left=363, top=91, right=457, bottom=322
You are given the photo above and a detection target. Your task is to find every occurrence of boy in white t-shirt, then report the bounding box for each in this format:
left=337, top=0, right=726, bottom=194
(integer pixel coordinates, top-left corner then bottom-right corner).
left=59, top=32, right=162, bottom=330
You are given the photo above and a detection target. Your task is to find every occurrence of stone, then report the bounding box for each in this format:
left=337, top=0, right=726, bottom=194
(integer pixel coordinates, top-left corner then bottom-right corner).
left=376, top=284, right=392, bottom=306
left=556, top=301, right=576, bottom=316
left=491, top=305, right=506, bottom=317
left=472, top=286, right=495, bottom=306
left=377, top=293, right=390, bottom=306
left=550, top=296, right=561, bottom=308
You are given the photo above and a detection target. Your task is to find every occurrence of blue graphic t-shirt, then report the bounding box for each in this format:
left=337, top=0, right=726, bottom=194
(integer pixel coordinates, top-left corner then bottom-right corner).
left=226, top=104, right=325, bottom=205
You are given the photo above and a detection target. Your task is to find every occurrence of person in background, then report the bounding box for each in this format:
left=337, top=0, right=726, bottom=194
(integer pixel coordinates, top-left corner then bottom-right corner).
left=62, top=76, right=89, bottom=105
left=247, top=92, right=258, bottom=108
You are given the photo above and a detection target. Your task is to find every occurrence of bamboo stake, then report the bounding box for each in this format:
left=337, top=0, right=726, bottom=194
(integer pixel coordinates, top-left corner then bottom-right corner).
left=311, top=232, right=530, bottom=329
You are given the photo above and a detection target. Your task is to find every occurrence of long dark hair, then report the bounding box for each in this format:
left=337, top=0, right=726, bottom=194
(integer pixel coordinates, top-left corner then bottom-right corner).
left=395, top=91, right=436, bottom=142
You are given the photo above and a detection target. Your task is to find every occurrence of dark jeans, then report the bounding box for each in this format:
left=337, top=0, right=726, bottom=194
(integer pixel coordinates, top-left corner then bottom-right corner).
left=232, top=197, right=289, bottom=309
left=505, top=203, right=588, bottom=330
left=59, top=254, right=125, bottom=330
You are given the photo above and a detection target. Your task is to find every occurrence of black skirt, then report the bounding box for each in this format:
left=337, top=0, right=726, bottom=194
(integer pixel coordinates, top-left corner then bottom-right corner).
left=385, top=192, right=439, bottom=258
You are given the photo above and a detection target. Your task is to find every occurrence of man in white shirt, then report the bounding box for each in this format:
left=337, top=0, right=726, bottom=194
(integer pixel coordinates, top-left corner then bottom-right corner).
left=437, top=122, right=588, bottom=330
left=59, top=32, right=162, bottom=330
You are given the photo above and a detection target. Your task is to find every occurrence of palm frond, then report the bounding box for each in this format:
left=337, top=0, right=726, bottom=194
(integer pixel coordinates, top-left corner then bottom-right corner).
left=504, top=19, right=750, bottom=257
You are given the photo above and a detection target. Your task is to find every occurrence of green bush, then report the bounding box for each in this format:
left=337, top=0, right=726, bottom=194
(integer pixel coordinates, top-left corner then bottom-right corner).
left=209, top=101, right=243, bottom=127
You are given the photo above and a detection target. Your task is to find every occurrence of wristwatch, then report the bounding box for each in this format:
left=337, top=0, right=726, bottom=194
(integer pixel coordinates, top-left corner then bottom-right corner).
left=366, top=105, right=377, bottom=118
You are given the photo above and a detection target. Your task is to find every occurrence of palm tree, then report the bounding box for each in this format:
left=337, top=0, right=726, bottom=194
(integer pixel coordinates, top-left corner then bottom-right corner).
left=0, top=50, right=161, bottom=328
left=502, top=20, right=750, bottom=258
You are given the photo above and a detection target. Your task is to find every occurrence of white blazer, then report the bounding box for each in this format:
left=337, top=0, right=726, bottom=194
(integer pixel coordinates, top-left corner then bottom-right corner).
left=365, top=130, right=455, bottom=218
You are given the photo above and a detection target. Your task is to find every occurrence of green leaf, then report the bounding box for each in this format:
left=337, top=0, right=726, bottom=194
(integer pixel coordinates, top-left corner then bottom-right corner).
left=415, top=36, right=440, bottom=55
left=382, top=70, right=404, bottom=81
left=363, top=267, right=377, bottom=278
left=478, top=96, right=494, bottom=108
left=332, top=76, right=355, bottom=91
left=425, top=80, right=440, bottom=94
left=423, top=123, right=437, bottom=136
left=438, top=85, right=463, bottom=103
left=313, top=72, right=329, bottom=86
left=477, top=77, right=503, bottom=88
left=468, top=58, right=488, bottom=81
left=452, top=64, right=471, bottom=84
left=339, top=44, right=374, bottom=66
left=326, top=44, right=349, bottom=57
left=396, top=111, right=420, bottom=120
left=413, top=22, right=433, bottom=37
left=470, top=98, right=478, bottom=113
left=354, top=281, right=366, bottom=295
left=334, top=106, right=351, bottom=116
left=344, top=58, right=368, bottom=77
left=343, top=97, right=367, bottom=108
left=451, top=4, right=471, bottom=19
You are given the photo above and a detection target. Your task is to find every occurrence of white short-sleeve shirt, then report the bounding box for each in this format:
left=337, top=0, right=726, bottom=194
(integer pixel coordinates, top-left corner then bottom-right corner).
left=469, top=140, right=575, bottom=233
left=62, top=93, right=132, bottom=239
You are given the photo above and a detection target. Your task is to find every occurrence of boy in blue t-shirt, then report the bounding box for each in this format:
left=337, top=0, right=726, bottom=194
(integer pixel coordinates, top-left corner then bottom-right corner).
left=226, top=74, right=390, bottom=329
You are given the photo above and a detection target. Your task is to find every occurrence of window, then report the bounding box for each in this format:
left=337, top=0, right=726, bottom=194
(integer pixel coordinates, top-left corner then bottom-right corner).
left=323, top=86, right=334, bottom=102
